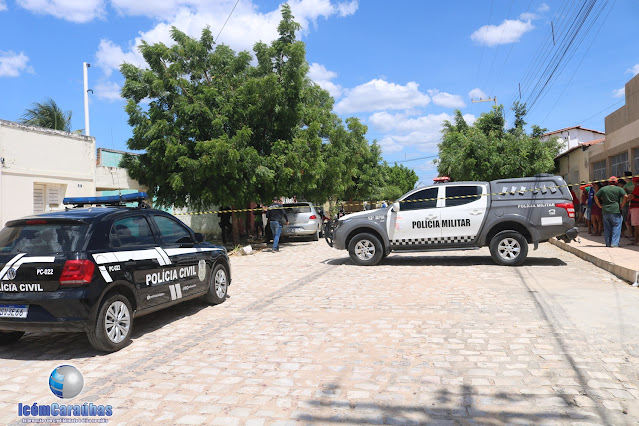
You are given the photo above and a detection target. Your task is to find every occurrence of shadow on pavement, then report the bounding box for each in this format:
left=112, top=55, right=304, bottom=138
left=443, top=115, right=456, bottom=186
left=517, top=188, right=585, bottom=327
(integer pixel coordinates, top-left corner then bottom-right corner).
left=297, top=383, right=598, bottom=424
left=0, top=299, right=213, bottom=360
left=325, top=255, right=567, bottom=267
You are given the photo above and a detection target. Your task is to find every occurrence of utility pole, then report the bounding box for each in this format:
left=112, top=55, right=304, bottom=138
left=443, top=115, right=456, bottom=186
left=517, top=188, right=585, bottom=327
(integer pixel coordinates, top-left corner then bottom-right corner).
left=83, top=62, right=91, bottom=136
left=471, top=96, right=497, bottom=106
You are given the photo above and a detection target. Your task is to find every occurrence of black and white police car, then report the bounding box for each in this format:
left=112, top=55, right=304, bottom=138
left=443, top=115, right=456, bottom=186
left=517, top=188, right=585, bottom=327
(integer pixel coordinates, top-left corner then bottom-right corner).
left=0, top=193, right=231, bottom=352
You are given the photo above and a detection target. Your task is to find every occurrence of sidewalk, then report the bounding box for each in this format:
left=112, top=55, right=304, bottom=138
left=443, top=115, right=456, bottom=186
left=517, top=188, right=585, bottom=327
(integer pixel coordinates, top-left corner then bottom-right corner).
left=550, top=224, right=639, bottom=284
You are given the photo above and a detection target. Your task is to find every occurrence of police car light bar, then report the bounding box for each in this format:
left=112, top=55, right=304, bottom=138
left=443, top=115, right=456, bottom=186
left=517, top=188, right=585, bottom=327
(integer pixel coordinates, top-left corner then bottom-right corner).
left=63, top=192, right=149, bottom=206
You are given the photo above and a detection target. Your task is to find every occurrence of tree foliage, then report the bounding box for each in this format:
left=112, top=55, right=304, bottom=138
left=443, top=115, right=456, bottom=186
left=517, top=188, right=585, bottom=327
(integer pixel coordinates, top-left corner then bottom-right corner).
left=435, top=104, right=561, bottom=182
left=20, top=98, right=74, bottom=132
left=375, top=163, right=419, bottom=201
left=120, top=5, right=408, bottom=209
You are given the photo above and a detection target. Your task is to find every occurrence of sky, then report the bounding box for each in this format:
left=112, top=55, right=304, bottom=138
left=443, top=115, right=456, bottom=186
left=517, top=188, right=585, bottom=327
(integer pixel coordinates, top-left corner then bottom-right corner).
left=1, top=0, right=638, bottom=186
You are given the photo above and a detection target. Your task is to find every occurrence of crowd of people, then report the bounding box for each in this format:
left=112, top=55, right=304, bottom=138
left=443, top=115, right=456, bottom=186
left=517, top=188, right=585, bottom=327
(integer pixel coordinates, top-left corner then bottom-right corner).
left=573, top=171, right=639, bottom=248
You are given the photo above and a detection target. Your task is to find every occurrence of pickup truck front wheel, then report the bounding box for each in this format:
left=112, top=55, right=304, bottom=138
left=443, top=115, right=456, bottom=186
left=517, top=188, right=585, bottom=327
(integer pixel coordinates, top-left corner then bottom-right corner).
left=348, top=233, right=383, bottom=266
left=489, top=231, right=528, bottom=266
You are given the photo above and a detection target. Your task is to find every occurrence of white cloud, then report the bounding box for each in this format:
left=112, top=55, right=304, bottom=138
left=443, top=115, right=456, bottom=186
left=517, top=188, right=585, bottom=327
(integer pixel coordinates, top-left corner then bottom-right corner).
left=0, top=51, right=33, bottom=77
left=17, top=0, right=105, bottom=23
left=335, top=79, right=430, bottom=114
left=370, top=111, right=476, bottom=152
left=95, top=81, right=123, bottom=101
left=96, top=39, right=146, bottom=78
left=96, top=1, right=356, bottom=77
left=471, top=18, right=535, bottom=46
left=612, top=88, right=625, bottom=98
left=468, top=88, right=487, bottom=100
left=537, top=3, right=550, bottom=13
left=308, top=62, right=342, bottom=98
left=0, top=1, right=7, bottom=11
left=337, top=0, right=358, bottom=16
left=628, top=64, right=639, bottom=76
left=427, top=89, right=465, bottom=108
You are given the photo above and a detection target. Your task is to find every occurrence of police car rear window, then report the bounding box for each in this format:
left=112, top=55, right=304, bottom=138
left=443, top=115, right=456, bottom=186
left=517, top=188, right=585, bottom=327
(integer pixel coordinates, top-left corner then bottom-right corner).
left=283, top=203, right=312, bottom=214
left=0, top=224, right=87, bottom=255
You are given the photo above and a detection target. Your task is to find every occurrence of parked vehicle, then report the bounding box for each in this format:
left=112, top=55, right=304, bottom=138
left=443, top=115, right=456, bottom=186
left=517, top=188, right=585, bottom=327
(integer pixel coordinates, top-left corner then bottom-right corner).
left=325, top=174, right=579, bottom=266
left=281, top=202, right=322, bottom=241
left=0, top=193, right=230, bottom=352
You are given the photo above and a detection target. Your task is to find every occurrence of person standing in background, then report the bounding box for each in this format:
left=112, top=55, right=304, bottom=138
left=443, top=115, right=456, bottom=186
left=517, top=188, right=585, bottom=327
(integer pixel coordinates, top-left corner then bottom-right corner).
left=623, top=171, right=635, bottom=239
left=266, top=198, right=288, bottom=252
left=595, top=177, right=627, bottom=247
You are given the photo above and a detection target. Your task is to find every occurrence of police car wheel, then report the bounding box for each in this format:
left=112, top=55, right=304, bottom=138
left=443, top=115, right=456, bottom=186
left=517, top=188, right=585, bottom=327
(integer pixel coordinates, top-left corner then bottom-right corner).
left=490, top=231, right=528, bottom=266
left=0, top=331, right=25, bottom=345
left=348, top=233, right=383, bottom=266
left=88, top=294, right=133, bottom=352
left=202, top=263, right=228, bottom=305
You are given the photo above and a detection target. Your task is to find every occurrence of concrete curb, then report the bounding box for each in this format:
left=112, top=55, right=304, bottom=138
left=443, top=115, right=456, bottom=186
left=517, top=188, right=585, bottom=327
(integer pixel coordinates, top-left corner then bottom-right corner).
left=549, top=238, right=638, bottom=284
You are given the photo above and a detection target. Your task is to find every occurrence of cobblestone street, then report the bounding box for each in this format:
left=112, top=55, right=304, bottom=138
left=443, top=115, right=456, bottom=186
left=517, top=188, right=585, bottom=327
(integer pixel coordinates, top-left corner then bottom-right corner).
left=2, top=241, right=639, bottom=425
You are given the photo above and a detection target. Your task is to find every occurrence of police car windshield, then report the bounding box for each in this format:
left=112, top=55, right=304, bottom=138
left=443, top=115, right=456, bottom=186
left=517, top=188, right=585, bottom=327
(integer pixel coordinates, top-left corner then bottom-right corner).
left=0, top=224, right=87, bottom=255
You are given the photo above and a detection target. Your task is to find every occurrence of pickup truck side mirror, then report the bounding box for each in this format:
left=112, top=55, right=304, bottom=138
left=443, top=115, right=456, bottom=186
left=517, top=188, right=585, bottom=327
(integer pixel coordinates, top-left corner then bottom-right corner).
left=391, top=202, right=400, bottom=212
left=194, top=233, right=205, bottom=243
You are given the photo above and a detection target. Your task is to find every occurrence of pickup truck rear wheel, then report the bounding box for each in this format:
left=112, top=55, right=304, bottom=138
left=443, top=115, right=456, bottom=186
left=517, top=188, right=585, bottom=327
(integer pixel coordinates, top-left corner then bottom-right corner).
left=490, top=231, right=528, bottom=266
left=348, top=233, right=383, bottom=266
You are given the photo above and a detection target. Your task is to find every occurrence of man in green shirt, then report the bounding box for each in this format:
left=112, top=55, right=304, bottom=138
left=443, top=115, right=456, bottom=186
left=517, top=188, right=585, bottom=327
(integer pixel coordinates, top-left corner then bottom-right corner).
left=595, top=177, right=627, bottom=247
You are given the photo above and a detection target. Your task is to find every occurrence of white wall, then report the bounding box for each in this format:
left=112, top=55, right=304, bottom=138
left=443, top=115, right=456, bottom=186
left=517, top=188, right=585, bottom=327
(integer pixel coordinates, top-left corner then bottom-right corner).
left=543, top=128, right=604, bottom=153
left=0, top=120, right=96, bottom=226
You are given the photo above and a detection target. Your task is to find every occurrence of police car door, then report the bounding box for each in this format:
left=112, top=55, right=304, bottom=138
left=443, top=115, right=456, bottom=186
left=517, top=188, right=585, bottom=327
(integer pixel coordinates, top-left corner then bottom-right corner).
left=99, top=215, right=163, bottom=310
left=440, top=184, right=487, bottom=244
left=150, top=215, right=204, bottom=306
left=389, top=187, right=441, bottom=248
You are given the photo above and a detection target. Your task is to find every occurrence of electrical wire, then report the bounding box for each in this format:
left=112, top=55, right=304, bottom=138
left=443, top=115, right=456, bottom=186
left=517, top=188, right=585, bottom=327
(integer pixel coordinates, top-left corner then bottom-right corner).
left=473, top=0, right=495, bottom=111
left=535, top=0, right=614, bottom=123
left=216, top=0, right=241, bottom=43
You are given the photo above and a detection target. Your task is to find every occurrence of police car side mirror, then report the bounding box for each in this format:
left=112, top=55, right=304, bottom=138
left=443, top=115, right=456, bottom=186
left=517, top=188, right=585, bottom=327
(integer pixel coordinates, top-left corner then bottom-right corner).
left=391, top=202, right=400, bottom=212
left=194, top=233, right=205, bottom=243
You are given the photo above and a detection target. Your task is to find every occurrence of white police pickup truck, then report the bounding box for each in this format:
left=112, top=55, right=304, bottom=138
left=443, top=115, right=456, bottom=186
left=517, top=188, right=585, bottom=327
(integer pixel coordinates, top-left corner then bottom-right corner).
left=325, top=174, right=578, bottom=266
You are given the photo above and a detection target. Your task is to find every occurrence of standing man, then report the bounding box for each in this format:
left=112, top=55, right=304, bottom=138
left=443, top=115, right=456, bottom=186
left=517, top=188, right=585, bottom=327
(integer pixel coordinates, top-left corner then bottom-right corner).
left=267, top=198, right=288, bottom=252
left=218, top=207, right=232, bottom=245
left=623, top=171, right=635, bottom=238
left=624, top=176, right=639, bottom=245
left=595, top=177, right=627, bottom=247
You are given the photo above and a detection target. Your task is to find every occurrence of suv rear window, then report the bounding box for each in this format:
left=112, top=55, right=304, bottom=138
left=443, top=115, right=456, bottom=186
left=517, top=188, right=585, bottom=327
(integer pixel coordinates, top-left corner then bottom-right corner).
left=284, top=203, right=312, bottom=214
left=0, top=224, right=87, bottom=255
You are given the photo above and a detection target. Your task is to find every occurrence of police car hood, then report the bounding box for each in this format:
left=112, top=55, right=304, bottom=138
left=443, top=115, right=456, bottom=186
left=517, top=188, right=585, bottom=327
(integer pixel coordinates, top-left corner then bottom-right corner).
left=340, top=208, right=388, bottom=221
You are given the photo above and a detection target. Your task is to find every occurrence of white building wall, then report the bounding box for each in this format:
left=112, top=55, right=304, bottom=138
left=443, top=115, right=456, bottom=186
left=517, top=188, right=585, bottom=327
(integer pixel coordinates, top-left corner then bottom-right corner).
left=542, top=128, right=604, bottom=154
left=0, top=120, right=96, bottom=227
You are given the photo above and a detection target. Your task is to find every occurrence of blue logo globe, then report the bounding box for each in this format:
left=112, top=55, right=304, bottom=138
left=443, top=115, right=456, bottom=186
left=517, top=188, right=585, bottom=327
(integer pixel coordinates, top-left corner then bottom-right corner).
left=49, top=365, right=84, bottom=399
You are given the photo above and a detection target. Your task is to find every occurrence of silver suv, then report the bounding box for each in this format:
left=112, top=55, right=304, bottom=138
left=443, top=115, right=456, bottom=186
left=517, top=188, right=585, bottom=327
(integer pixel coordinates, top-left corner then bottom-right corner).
left=281, top=202, right=322, bottom=241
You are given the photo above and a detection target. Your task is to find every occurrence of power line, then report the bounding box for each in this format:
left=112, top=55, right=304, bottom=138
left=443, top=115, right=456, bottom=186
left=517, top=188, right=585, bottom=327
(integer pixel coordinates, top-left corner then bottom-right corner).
left=484, top=0, right=514, bottom=91
left=216, top=0, right=241, bottom=43
left=536, top=0, right=615, bottom=124
left=394, top=154, right=439, bottom=164
left=473, top=0, right=494, bottom=113
left=573, top=85, right=639, bottom=126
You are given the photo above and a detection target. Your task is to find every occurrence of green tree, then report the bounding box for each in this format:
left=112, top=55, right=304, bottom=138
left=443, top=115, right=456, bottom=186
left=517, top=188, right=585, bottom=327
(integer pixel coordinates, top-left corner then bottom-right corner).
left=375, top=163, right=419, bottom=200
left=435, top=103, right=562, bottom=181
left=20, top=98, right=74, bottom=132
left=120, top=4, right=383, bottom=214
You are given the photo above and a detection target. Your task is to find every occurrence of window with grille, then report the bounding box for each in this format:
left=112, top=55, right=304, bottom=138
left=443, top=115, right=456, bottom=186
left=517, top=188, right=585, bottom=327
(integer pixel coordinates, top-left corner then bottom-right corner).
left=593, top=160, right=607, bottom=181
left=610, top=152, right=629, bottom=178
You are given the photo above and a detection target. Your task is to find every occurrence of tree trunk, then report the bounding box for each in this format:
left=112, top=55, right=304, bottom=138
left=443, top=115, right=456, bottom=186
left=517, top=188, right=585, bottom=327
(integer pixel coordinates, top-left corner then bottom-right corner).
left=231, top=206, right=240, bottom=245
